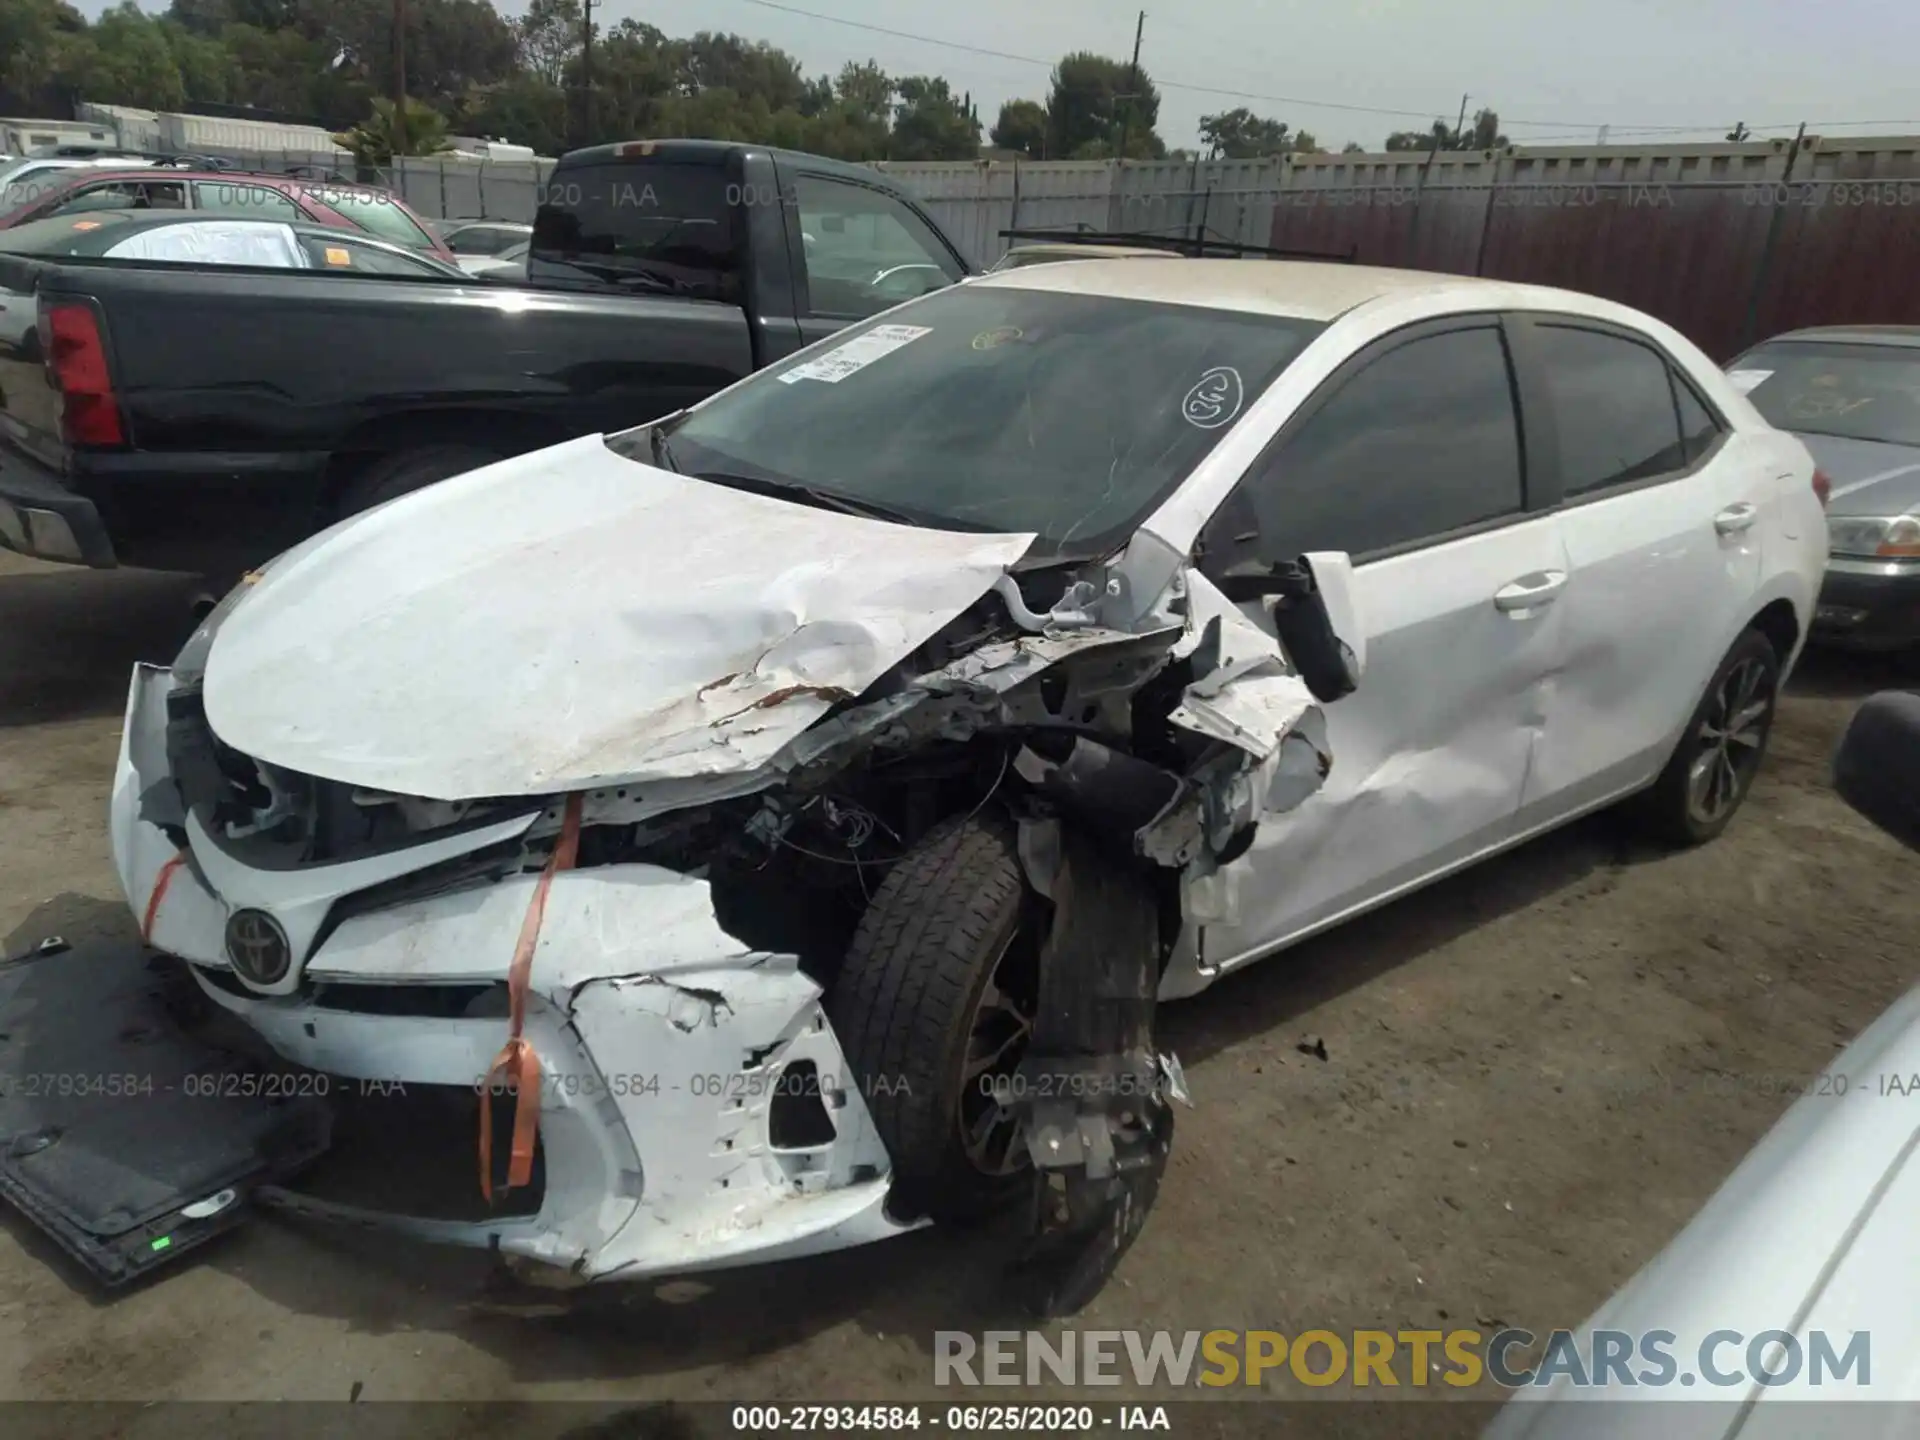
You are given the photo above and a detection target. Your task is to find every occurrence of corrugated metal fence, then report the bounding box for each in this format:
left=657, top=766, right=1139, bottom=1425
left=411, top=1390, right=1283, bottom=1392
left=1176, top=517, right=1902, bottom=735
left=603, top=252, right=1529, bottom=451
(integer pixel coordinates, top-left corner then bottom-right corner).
left=878, top=136, right=1920, bottom=359
left=145, top=135, right=1920, bottom=359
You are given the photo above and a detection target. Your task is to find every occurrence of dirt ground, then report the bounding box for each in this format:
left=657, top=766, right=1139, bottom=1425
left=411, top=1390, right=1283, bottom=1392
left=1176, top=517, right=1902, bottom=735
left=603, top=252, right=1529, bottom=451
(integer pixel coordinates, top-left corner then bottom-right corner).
left=1, top=548, right=1916, bottom=1432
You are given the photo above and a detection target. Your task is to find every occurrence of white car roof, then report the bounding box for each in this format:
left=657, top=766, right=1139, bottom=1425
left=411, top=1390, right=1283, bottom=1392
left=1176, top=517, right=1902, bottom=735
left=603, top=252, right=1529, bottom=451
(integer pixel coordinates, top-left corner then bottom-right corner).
left=973, top=256, right=1619, bottom=325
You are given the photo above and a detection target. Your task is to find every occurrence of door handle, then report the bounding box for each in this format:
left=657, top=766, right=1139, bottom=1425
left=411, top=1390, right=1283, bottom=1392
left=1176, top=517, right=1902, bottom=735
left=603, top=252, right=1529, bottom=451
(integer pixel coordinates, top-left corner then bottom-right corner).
left=1493, top=570, right=1567, bottom=613
left=1714, top=502, right=1758, bottom=535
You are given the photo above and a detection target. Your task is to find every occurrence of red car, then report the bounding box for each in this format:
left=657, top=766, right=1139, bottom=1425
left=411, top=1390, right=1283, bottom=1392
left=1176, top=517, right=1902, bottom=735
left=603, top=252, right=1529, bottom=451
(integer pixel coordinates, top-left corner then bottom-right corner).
left=0, top=166, right=454, bottom=259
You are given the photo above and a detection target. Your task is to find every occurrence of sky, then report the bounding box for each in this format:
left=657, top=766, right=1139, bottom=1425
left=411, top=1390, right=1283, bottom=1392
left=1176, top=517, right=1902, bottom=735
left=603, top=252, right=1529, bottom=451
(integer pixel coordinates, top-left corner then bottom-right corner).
left=82, top=0, right=1920, bottom=152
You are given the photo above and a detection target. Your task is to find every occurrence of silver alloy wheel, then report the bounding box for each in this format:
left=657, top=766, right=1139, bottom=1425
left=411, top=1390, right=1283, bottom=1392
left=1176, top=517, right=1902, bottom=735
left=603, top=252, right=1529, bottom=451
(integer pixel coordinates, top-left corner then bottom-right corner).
left=957, top=931, right=1036, bottom=1177
left=1686, top=655, right=1773, bottom=826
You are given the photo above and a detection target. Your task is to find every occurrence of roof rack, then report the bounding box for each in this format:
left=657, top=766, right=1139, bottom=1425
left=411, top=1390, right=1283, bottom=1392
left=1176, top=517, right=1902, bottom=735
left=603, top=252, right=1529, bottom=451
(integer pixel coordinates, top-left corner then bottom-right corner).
left=998, top=226, right=1356, bottom=263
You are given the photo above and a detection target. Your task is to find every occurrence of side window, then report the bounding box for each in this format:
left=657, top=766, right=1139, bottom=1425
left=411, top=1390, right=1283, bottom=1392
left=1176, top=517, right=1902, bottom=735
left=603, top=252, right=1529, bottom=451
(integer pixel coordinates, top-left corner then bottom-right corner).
left=1673, top=371, right=1724, bottom=464
left=1227, top=326, right=1525, bottom=561
left=1535, top=324, right=1689, bottom=496
left=192, top=181, right=302, bottom=222
left=50, top=180, right=187, bottom=217
left=792, top=174, right=961, bottom=319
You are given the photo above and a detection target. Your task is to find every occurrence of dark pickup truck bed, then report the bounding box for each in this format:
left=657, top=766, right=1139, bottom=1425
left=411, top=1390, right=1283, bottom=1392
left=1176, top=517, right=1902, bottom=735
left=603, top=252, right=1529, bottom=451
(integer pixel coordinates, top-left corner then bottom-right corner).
left=0, top=139, right=972, bottom=573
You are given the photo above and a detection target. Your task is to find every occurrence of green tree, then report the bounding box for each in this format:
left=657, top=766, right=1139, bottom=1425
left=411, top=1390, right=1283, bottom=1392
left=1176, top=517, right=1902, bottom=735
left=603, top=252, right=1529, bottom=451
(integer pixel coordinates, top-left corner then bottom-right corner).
left=890, top=74, right=978, bottom=160
left=1727, top=121, right=1752, bottom=142
left=990, top=97, right=1047, bottom=157
left=80, top=3, right=187, bottom=110
left=513, top=0, right=581, bottom=85
left=1046, top=51, right=1163, bottom=160
left=833, top=60, right=892, bottom=127
left=1340, top=139, right=1366, bottom=154
left=458, top=73, right=568, bottom=153
left=1199, top=106, right=1311, bottom=159
left=335, top=93, right=451, bottom=162
left=158, top=17, right=236, bottom=103
left=1385, top=107, right=1506, bottom=153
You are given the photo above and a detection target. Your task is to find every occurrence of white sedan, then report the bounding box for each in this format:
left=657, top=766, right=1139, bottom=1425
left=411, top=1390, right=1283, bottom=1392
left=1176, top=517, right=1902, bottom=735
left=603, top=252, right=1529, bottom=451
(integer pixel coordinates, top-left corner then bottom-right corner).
left=107, top=260, right=1826, bottom=1314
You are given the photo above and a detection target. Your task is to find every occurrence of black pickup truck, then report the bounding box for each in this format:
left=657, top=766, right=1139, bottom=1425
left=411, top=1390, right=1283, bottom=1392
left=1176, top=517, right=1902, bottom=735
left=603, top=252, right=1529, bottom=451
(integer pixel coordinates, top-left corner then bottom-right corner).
left=0, top=140, right=972, bottom=573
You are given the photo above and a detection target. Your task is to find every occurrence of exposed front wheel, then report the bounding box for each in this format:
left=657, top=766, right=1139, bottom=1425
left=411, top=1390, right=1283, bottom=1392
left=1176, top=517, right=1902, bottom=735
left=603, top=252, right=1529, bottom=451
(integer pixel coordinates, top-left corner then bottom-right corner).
left=828, top=815, right=1040, bottom=1222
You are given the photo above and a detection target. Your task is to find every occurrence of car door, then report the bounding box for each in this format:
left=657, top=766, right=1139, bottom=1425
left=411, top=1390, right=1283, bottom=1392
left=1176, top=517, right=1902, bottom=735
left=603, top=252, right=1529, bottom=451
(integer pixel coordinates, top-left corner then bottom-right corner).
left=1507, top=315, right=1760, bottom=823
left=783, top=171, right=967, bottom=351
left=1190, top=316, right=1570, bottom=973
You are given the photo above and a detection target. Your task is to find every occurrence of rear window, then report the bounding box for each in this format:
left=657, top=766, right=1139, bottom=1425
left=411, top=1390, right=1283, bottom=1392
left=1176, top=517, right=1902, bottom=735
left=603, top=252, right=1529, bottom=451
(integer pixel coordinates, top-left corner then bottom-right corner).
left=530, top=160, right=737, bottom=301
left=1732, top=340, right=1920, bottom=448
left=303, top=187, right=437, bottom=251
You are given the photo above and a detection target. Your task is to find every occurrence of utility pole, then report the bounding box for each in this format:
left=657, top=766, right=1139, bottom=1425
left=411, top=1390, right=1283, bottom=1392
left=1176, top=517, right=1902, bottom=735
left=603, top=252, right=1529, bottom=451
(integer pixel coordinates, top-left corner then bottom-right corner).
left=1453, top=92, right=1470, bottom=147
left=390, top=0, right=408, bottom=161
left=1115, top=10, right=1145, bottom=161
left=580, top=0, right=596, bottom=148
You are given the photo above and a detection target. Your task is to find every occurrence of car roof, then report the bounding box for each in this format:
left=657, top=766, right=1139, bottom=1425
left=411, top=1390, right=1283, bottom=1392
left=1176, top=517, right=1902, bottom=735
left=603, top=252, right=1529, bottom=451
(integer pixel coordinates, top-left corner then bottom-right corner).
left=556, top=138, right=898, bottom=189
left=973, top=257, right=1603, bottom=323
left=1006, top=243, right=1177, bottom=259
left=1754, top=325, right=1920, bottom=350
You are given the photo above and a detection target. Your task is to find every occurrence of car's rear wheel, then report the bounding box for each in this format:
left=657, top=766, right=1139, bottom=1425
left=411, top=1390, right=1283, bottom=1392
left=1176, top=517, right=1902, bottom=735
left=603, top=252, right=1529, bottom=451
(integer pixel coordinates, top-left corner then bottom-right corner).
left=1630, top=627, right=1780, bottom=845
left=340, top=444, right=503, bottom=515
left=828, top=814, right=1040, bottom=1222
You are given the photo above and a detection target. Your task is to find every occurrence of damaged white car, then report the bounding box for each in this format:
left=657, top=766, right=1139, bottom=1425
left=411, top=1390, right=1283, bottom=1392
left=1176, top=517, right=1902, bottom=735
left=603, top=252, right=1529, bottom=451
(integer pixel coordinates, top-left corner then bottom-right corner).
left=107, top=261, right=1824, bottom=1312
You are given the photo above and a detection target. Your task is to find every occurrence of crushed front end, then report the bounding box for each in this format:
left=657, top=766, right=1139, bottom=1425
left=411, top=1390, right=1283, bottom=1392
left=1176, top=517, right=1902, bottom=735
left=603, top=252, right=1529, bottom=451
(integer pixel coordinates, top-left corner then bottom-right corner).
left=105, top=526, right=1352, bottom=1304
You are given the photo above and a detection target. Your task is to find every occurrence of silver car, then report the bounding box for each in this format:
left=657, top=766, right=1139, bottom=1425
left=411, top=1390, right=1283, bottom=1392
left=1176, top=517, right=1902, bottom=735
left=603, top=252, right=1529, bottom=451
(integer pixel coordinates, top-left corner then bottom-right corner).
left=1728, top=327, right=1920, bottom=650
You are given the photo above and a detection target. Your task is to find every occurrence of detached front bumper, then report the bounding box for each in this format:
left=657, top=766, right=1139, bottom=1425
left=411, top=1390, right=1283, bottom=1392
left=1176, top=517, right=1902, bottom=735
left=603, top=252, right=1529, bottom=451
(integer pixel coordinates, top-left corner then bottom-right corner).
left=110, top=664, right=915, bottom=1280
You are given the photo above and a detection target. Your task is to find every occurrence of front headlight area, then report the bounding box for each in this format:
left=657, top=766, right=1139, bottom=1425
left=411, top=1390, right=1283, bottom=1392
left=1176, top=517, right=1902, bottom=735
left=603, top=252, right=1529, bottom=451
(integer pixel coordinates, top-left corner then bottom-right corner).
left=1829, top=514, right=1920, bottom=560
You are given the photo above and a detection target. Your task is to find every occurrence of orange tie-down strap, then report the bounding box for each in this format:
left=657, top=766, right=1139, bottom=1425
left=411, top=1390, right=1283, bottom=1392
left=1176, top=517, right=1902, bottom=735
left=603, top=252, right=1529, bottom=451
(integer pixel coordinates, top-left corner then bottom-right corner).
left=141, top=852, right=188, bottom=945
left=480, top=792, right=583, bottom=1203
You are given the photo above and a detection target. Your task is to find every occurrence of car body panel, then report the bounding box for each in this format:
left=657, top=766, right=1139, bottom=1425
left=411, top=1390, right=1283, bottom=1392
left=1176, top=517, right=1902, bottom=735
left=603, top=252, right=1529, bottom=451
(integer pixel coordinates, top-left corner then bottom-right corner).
left=1485, top=982, right=1920, bottom=1435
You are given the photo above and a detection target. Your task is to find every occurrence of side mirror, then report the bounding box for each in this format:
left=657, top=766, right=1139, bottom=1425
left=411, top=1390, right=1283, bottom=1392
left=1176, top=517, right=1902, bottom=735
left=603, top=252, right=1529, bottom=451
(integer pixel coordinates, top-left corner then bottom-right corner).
left=1215, top=552, right=1365, bottom=703
left=1833, top=691, right=1920, bottom=852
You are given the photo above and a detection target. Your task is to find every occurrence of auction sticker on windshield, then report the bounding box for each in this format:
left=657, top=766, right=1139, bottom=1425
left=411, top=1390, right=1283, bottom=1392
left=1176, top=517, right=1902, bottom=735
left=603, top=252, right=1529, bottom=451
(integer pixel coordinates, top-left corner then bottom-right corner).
left=780, top=324, right=932, bottom=384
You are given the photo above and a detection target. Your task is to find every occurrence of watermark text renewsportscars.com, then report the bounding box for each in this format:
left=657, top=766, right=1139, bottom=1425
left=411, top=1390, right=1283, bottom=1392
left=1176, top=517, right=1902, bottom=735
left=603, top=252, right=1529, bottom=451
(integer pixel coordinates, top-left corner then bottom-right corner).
left=935, top=1328, right=1872, bottom=1390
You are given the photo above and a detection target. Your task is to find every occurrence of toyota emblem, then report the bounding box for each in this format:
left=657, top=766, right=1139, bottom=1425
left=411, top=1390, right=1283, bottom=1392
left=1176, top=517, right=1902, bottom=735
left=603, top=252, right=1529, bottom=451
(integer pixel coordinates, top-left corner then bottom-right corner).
left=224, top=908, right=292, bottom=986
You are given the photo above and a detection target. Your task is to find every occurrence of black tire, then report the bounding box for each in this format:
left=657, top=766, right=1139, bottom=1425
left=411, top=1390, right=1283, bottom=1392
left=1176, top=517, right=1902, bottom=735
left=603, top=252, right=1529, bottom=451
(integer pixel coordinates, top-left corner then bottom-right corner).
left=1628, top=626, right=1781, bottom=846
left=339, top=444, right=503, bottom=516
left=829, top=814, right=1036, bottom=1223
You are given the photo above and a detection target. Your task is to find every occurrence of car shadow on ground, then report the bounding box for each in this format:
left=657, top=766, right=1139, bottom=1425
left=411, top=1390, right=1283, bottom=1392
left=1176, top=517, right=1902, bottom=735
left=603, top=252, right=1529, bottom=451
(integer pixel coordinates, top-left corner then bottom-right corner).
left=1785, top=643, right=1919, bottom=701
left=0, top=561, right=200, bottom=729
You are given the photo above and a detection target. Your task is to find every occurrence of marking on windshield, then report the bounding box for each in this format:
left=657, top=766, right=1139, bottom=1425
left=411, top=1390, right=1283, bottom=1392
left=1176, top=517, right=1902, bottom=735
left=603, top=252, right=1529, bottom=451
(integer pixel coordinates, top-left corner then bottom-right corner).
left=1182, top=366, right=1245, bottom=429
left=1726, top=369, right=1773, bottom=395
left=779, top=323, right=932, bottom=384
left=971, top=326, right=1023, bottom=351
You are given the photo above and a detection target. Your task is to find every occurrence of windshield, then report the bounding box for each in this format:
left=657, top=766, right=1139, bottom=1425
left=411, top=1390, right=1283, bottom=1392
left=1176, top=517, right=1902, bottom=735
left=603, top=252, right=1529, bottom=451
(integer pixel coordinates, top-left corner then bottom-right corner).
left=1733, top=341, right=1920, bottom=448
left=640, top=284, right=1324, bottom=557
left=304, top=187, right=437, bottom=251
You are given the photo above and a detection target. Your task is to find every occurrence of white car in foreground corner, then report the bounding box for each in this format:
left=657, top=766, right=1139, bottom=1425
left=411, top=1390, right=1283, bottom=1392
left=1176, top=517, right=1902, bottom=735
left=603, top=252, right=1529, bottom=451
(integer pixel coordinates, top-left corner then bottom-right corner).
left=109, top=260, right=1826, bottom=1313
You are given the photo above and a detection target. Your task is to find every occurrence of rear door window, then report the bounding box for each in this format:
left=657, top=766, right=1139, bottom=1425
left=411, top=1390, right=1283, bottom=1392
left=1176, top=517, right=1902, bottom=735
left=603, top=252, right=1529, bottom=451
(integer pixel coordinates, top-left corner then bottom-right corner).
left=192, top=181, right=303, bottom=222
left=46, top=179, right=187, bottom=218
left=530, top=161, right=739, bottom=301
left=1534, top=324, right=1690, bottom=496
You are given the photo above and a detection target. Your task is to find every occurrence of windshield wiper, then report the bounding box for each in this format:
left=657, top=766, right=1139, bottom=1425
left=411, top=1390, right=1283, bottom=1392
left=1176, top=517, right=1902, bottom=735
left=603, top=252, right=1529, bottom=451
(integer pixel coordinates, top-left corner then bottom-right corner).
left=649, top=425, right=678, bottom=472
left=689, top=469, right=923, bottom=526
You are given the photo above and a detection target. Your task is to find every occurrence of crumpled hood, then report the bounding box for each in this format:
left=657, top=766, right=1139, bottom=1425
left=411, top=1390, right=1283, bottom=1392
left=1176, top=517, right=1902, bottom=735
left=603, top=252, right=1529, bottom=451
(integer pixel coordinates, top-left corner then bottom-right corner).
left=203, top=435, right=1036, bottom=801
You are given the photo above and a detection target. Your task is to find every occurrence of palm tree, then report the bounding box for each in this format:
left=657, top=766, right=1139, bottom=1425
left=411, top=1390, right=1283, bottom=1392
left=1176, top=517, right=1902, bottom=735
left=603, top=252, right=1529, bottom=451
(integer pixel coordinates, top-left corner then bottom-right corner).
left=335, top=97, right=453, bottom=166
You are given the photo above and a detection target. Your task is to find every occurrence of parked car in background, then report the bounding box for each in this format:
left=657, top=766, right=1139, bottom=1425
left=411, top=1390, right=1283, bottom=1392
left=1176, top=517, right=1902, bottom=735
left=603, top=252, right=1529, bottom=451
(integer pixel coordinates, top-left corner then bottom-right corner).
left=1727, top=326, right=1920, bottom=649
left=454, top=237, right=529, bottom=280
left=94, top=260, right=1822, bottom=1318
left=0, top=154, right=161, bottom=214
left=0, top=166, right=454, bottom=259
left=439, top=219, right=532, bottom=256
left=0, top=211, right=468, bottom=279
left=0, top=139, right=974, bottom=574
left=988, top=240, right=1180, bottom=271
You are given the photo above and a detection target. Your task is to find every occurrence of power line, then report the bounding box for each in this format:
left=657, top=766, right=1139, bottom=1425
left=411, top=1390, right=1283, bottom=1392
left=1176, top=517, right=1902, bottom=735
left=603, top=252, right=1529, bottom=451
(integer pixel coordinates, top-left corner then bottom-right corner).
left=731, top=0, right=1920, bottom=136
